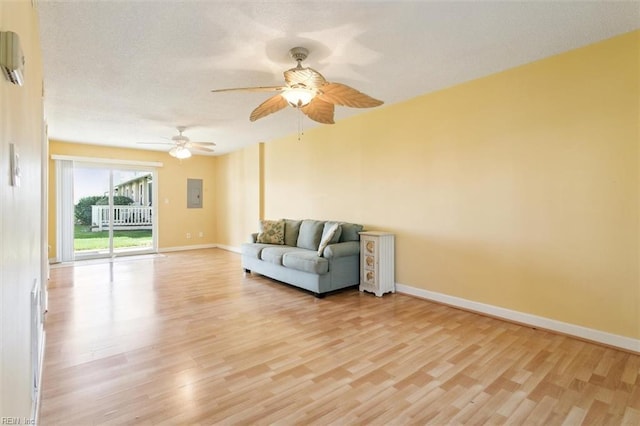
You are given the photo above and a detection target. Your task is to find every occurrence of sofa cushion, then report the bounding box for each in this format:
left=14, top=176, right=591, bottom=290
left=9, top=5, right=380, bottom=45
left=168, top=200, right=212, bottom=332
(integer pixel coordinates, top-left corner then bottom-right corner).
left=339, top=222, right=364, bottom=242
left=283, top=251, right=329, bottom=275
left=296, top=220, right=325, bottom=250
left=241, top=243, right=273, bottom=260
left=257, top=219, right=285, bottom=244
left=260, top=246, right=299, bottom=265
left=318, top=222, right=342, bottom=256
left=283, top=219, right=302, bottom=247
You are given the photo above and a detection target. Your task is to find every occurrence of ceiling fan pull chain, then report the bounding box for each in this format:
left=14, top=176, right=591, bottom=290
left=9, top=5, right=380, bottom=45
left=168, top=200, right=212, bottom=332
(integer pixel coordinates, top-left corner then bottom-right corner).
left=297, top=109, right=305, bottom=141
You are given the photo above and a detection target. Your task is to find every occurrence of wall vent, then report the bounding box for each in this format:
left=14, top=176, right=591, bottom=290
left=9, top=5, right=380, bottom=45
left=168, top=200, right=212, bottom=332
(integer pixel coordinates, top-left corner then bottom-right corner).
left=0, top=31, right=25, bottom=86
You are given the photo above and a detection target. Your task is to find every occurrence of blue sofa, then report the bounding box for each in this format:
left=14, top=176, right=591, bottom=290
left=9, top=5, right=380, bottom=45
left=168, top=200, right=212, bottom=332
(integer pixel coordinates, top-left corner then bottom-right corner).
left=241, top=219, right=363, bottom=297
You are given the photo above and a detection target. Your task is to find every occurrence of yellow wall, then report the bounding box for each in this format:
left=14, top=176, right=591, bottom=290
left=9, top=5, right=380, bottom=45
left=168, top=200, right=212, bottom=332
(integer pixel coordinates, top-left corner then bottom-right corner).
left=225, top=31, right=638, bottom=339
left=214, top=143, right=263, bottom=249
left=0, top=0, right=45, bottom=418
left=48, top=141, right=217, bottom=258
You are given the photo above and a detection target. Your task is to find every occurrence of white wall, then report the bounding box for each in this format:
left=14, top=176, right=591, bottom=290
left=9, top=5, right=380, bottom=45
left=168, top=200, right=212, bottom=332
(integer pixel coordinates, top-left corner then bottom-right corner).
left=0, top=0, right=46, bottom=419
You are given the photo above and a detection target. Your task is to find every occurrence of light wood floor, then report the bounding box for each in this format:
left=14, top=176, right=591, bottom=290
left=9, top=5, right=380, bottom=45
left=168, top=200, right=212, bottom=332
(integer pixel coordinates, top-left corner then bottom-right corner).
left=40, top=248, right=640, bottom=425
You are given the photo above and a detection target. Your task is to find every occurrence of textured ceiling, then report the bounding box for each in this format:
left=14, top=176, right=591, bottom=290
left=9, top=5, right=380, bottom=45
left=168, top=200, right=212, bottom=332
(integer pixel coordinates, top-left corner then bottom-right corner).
left=37, top=1, right=639, bottom=156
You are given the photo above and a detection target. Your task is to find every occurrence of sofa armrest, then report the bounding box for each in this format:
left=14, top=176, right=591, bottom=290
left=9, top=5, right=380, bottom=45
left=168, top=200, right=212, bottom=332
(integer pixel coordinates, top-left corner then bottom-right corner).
left=249, top=233, right=258, bottom=243
left=323, top=241, right=360, bottom=259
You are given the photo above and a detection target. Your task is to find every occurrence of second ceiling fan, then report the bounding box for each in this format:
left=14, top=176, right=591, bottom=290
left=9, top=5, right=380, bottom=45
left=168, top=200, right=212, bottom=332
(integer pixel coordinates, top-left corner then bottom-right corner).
left=211, top=47, right=384, bottom=124
left=138, top=126, right=216, bottom=159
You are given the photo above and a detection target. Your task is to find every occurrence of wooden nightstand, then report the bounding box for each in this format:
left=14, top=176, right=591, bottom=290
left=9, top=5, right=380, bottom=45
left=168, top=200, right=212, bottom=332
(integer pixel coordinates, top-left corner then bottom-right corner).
left=359, top=231, right=395, bottom=297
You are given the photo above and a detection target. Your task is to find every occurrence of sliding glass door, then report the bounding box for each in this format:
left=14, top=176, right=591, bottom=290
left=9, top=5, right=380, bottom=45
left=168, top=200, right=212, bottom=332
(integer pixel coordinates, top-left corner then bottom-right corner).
left=55, top=158, right=158, bottom=262
left=73, top=164, right=156, bottom=260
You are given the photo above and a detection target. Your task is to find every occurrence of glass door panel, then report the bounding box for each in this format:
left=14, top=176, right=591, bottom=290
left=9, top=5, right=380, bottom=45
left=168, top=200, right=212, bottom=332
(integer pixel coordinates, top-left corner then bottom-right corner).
left=73, top=164, right=156, bottom=260
left=73, top=166, right=111, bottom=259
left=111, top=168, right=154, bottom=256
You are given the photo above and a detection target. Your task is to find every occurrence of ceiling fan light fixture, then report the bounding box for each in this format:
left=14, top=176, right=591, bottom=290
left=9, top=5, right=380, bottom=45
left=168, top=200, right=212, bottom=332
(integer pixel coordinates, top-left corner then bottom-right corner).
left=282, top=87, right=315, bottom=108
left=176, top=147, right=192, bottom=159
left=169, top=146, right=192, bottom=159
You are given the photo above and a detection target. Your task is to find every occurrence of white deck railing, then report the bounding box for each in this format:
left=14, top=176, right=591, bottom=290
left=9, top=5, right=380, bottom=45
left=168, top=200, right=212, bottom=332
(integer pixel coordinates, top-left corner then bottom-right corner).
left=91, top=205, right=153, bottom=231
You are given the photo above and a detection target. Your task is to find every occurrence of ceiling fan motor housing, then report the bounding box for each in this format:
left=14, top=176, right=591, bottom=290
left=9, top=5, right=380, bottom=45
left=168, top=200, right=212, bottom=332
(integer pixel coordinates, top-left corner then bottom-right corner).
left=289, top=47, right=309, bottom=62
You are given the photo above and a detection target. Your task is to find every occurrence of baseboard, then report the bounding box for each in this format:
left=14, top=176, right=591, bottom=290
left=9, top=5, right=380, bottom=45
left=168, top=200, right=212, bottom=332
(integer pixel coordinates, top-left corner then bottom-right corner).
left=159, top=244, right=241, bottom=254
left=396, top=283, right=640, bottom=354
left=158, top=243, right=218, bottom=253
left=215, top=244, right=241, bottom=254
left=50, top=245, right=228, bottom=262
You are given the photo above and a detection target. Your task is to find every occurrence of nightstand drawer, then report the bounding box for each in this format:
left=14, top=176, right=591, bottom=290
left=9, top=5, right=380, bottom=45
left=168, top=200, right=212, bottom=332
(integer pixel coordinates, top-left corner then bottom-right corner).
left=364, top=255, right=375, bottom=270
left=364, top=239, right=376, bottom=255
left=363, top=270, right=376, bottom=285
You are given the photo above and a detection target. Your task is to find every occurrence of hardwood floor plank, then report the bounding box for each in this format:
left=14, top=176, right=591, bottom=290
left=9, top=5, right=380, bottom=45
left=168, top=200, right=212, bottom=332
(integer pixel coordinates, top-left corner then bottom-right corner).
left=39, top=248, right=640, bottom=425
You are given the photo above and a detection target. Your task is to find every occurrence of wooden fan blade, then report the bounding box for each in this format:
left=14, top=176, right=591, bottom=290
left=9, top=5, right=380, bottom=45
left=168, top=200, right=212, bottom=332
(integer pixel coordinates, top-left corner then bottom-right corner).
left=211, top=86, right=285, bottom=93
left=317, top=82, right=384, bottom=108
left=250, top=94, right=289, bottom=122
left=284, top=67, right=327, bottom=88
left=189, top=142, right=217, bottom=147
left=300, top=98, right=335, bottom=124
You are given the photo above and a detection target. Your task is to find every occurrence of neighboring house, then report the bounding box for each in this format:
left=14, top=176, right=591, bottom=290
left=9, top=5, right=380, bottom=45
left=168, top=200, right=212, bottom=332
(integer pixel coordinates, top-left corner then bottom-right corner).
left=114, top=172, right=153, bottom=206
left=92, top=172, right=154, bottom=231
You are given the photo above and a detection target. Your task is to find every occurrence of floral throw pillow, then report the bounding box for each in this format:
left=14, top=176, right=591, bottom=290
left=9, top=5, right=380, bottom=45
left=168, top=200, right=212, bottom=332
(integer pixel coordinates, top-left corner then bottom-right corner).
left=257, top=219, right=285, bottom=245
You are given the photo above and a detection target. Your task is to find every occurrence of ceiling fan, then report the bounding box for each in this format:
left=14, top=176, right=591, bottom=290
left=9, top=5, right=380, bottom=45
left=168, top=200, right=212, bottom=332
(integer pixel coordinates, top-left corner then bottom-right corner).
left=211, top=47, right=384, bottom=124
left=139, top=126, right=216, bottom=159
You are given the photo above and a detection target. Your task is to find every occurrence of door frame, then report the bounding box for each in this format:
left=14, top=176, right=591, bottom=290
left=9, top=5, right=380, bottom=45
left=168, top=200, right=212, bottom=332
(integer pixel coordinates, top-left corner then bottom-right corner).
left=52, top=155, right=163, bottom=262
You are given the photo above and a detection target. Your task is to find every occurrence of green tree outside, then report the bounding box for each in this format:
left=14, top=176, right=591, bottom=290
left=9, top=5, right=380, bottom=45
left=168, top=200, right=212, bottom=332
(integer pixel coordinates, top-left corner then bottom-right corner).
left=74, top=195, right=134, bottom=225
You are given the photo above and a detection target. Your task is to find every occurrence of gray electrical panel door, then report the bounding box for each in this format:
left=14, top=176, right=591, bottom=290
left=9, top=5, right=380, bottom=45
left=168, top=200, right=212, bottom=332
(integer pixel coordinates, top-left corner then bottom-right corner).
left=187, top=178, right=203, bottom=208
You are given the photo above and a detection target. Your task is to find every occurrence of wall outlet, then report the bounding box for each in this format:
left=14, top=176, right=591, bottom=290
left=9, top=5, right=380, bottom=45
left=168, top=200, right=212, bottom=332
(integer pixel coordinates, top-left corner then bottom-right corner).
left=198, top=231, right=203, bottom=238
left=186, top=233, right=191, bottom=239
